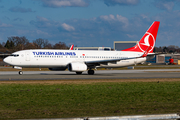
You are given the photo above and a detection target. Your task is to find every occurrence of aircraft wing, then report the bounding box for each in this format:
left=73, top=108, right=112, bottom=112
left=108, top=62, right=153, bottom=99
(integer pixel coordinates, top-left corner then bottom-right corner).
left=85, top=49, right=149, bottom=66
left=85, top=56, right=142, bottom=66
left=147, top=53, right=161, bottom=56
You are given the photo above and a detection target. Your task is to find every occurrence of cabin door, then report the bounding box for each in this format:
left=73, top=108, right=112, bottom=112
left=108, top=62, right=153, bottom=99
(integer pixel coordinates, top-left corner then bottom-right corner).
left=25, top=52, right=30, bottom=61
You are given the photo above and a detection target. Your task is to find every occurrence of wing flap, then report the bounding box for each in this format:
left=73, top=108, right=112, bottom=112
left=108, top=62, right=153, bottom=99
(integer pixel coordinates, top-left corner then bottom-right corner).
left=85, top=57, right=137, bottom=65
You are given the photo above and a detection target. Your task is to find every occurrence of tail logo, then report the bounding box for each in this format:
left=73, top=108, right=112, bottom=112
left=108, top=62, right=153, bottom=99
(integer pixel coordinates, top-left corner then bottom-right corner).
left=141, top=34, right=150, bottom=46
left=138, top=32, right=155, bottom=52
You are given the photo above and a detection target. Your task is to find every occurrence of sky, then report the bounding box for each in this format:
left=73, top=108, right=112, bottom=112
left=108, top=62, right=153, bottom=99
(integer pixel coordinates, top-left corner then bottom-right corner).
left=0, top=0, right=180, bottom=48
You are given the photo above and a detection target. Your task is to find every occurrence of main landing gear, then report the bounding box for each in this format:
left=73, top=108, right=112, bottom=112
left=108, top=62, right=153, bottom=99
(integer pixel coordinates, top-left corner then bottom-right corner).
left=75, top=70, right=95, bottom=75
left=88, top=69, right=94, bottom=75
left=76, top=72, right=82, bottom=75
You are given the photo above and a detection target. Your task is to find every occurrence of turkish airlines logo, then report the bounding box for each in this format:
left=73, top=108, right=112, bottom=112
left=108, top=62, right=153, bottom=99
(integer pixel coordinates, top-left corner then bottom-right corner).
left=138, top=32, right=155, bottom=52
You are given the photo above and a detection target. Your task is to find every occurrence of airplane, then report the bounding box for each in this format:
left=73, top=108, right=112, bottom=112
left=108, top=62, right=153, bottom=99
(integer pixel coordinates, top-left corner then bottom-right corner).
left=3, top=21, right=160, bottom=75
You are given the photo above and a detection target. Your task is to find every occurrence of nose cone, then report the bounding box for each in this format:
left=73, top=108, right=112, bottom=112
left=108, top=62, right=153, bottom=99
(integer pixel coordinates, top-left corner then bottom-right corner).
left=3, top=57, right=11, bottom=64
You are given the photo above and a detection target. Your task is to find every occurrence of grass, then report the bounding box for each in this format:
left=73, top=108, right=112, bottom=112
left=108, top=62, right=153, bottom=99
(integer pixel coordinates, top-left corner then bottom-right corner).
left=0, top=81, right=180, bottom=119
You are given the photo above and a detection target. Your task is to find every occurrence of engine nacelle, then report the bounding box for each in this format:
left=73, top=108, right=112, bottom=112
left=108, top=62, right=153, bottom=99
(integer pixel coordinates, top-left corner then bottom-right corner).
left=68, top=62, right=87, bottom=72
left=49, top=67, right=67, bottom=71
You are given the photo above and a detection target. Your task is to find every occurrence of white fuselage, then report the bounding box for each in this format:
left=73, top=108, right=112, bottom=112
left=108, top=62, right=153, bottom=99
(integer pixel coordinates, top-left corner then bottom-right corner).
left=4, top=49, right=146, bottom=68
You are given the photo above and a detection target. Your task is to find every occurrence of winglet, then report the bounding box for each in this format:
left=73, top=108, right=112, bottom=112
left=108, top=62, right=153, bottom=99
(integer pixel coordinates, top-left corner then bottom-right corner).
left=69, top=45, right=74, bottom=50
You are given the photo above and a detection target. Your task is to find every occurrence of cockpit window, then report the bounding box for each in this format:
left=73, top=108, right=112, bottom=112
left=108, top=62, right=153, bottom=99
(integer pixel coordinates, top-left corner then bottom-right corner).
left=10, top=54, right=19, bottom=57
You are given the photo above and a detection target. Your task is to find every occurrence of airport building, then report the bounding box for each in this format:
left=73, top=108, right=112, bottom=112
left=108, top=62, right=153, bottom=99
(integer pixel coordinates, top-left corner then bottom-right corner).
left=114, top=41, right=138, bottom=51
left=74, top=47, right=111, bottom=51
left=147, top=54, right=180, bottom=65
left=74, top=41, right=138, bottom=51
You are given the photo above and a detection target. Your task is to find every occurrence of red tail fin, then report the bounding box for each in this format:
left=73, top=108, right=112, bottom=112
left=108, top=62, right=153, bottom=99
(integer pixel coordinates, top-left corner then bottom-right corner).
left=122, top=21, right=160, bottom=53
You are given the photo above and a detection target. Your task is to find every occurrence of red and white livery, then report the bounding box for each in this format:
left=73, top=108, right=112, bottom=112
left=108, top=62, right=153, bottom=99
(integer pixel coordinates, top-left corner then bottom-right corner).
left=3, top=21, right=160, bottom=75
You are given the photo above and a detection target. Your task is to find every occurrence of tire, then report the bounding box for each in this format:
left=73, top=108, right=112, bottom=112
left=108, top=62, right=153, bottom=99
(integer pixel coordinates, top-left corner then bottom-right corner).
left=88, top=70, right=94, bottom=75
left=76, top=72, right=82, bottom=75
left=19, top=71, right=23, bottom=75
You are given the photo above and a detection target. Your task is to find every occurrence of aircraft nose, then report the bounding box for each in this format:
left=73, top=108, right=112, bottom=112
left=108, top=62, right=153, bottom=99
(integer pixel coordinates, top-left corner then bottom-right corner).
left=3, top=57, right=11, bottom=64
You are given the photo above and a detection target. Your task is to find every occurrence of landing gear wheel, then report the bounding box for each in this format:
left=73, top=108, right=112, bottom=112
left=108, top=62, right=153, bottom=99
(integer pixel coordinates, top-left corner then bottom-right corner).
left=76, top=72, right=82, bottom=75
left=19, top=71, right=23, bottom=75
left=88, top=70, right=94, bottom=75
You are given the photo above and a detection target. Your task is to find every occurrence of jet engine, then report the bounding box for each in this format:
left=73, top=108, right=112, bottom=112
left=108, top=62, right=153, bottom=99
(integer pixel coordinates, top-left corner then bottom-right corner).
left=68, top=62, right=87, bottom=72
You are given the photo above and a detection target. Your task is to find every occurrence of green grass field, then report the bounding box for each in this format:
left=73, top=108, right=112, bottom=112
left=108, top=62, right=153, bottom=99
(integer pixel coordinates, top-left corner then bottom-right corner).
left=0, top=81, right=180, bottom=119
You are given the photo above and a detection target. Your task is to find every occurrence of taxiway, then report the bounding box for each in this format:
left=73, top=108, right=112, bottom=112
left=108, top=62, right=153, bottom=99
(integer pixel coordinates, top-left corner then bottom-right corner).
left=0, top=69, right=180, bottom=81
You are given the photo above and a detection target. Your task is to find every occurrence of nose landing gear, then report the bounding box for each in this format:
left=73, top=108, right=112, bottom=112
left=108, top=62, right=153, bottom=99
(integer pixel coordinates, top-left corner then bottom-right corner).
left=19, top=71, right=23, bottom=75
left=13, top=66, right=23, bottom=75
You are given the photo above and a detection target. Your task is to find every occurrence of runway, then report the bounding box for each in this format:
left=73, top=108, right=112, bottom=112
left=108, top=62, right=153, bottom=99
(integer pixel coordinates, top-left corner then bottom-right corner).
left=0, top=69, right=180, bottom=81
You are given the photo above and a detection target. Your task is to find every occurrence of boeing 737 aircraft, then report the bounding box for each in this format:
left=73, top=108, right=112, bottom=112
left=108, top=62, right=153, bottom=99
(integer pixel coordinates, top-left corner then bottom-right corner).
left=3, top=21, right=160, bottom=75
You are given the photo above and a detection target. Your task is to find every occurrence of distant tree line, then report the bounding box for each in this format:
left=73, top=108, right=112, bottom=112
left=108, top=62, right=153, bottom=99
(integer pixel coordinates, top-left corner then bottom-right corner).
left=0, top=36, right=69, bottom=53
left=154, top=45, right=180, bottom=54
left=1, top=36, right=180, bottom=54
